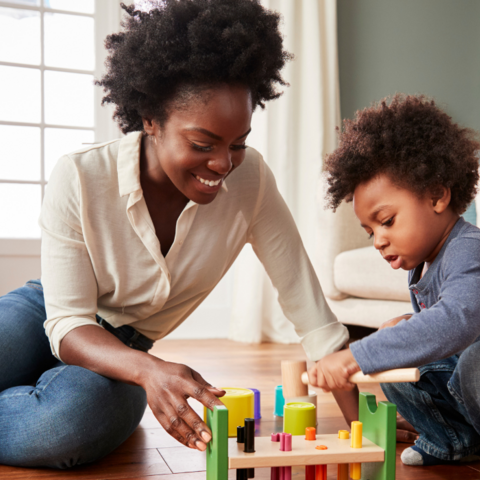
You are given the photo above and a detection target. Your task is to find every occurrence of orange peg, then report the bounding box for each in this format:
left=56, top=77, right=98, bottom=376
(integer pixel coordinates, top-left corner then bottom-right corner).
left=305, top=427, right=316, bottom=441
left=337, top=463, right=348, bottom=480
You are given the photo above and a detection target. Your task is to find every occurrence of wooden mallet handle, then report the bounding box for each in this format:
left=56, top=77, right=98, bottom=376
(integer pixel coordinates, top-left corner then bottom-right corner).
left=301, top=368, right=420, bottom=385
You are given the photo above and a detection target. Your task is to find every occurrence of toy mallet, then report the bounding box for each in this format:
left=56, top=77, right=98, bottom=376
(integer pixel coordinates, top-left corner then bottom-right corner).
left=301, top=368, right=420, bottom=386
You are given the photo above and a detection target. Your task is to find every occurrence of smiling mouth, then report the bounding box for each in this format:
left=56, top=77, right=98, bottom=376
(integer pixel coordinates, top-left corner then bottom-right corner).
left=194, top=174, right=223, bottom=187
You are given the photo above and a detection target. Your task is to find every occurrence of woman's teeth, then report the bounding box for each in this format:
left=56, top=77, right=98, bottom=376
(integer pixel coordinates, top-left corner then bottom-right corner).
left=195, top=175, right=222, bottom=187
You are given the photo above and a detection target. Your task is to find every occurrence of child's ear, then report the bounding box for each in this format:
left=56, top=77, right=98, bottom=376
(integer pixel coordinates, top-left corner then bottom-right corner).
left=431, top=186, right=451, bottom=214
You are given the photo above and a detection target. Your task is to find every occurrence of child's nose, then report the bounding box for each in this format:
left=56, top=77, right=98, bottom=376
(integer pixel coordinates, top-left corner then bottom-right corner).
left=373, top=233, right=389, bottom=250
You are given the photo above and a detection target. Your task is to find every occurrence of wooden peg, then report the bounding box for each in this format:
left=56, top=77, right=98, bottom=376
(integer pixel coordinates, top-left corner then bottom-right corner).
left=281, top=360, right=308, bottom=397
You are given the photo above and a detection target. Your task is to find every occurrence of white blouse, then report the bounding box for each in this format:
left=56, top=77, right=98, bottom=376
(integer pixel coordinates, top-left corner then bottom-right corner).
left=39, top=132, right=348, bottom=361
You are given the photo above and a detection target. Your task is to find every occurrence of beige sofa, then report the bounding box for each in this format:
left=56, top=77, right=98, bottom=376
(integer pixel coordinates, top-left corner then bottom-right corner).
left=316, top=186, right=480, bottom=329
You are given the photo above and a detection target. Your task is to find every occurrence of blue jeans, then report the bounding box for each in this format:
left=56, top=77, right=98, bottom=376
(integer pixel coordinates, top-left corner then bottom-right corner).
left=0, top=280, right=154, bottom=469
left=381, top=344, right=480, bottom=461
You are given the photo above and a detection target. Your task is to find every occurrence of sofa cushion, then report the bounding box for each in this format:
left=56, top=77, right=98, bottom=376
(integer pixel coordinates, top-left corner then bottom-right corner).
left=327, top=297, right=412, bottom=328
left=334, top=246, right=410, bottom=302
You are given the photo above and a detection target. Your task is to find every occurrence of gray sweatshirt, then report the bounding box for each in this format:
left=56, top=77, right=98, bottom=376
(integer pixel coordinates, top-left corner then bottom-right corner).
left=350, top=217, right=480, bottom=374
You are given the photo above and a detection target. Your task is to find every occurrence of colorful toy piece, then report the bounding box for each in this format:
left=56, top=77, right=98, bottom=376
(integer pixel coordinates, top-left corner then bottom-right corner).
left=206, top=405, right=228, bottom=480
left=283, top=402, right=316, bottom=435
left=274, top=385, right=285, bottom=417
left=248, top=388, right=262, bottom=420
left=350, top=421, right=363, bottom=480
left=359, top=392, right=396, bottom=480
left=205, top=388, right=254, bottom=437
left=206, top=391, right=397, bottom=480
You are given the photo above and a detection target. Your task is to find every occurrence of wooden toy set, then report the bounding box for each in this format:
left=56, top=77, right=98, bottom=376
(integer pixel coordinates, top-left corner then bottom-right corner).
left=206, top=361, right=420, bottom=480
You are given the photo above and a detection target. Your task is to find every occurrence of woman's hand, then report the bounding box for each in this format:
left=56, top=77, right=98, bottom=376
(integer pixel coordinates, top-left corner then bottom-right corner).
left=378, top=314, right=412, bottom=330
left=140, top=358, right=226, bottom=451
left=61, top=326, right=225, bottom=452
left=308, top=348, right=361, bottom=392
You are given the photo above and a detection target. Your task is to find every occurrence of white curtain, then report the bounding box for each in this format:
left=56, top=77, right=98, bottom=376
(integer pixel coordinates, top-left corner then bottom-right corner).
left=229, top=0, right=341, bottom=344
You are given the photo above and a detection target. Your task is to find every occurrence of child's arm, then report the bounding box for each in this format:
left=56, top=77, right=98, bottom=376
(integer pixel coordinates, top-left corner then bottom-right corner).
left=309, top=354, right=419, bottom=443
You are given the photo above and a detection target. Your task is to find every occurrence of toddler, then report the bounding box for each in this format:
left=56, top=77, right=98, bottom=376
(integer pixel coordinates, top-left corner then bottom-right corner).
left=312, top=94, right=480, bottom=466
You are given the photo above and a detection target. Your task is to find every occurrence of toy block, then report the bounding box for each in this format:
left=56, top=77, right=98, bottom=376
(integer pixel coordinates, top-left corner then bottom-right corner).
left=206, top=405, right=229, bottom=480
left=227, top=434, right=384, bottom=468
left=358, top=392, right=396, bottom=480
left=283, top=402, right=316, bottom=435
left=204, top=388, right=254, bottom=437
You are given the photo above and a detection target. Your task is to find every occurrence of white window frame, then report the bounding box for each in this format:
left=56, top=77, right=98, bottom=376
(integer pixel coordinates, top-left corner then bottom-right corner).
left=0, top=0, right=123, bottom=256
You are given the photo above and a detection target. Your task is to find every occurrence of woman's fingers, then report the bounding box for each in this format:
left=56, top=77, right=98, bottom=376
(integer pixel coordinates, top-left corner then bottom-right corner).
left=189, top=380, right=226, bottom=411
left=191, top=370, right=226, bottom=397
left=154, top=400, right=208, bottom=451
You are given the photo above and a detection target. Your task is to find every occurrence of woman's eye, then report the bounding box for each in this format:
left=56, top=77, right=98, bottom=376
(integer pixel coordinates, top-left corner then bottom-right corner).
left=231, top=144, right=247, bottom=151
left=191, top=143, right=212, bottom=152
left=382, top=217, right=394, bottom=227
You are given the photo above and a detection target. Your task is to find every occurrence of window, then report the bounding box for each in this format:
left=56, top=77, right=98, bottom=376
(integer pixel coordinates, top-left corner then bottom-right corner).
left=0, top=0, right=121, bottom=241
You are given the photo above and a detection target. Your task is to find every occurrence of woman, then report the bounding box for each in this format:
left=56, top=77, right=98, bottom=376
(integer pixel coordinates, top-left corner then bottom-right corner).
left=0, top=0, right=348, bottom=469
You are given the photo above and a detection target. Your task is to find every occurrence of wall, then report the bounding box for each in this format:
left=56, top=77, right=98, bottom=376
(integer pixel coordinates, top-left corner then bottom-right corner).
left=337, top=0, right=480, bottom=223
left=337, top=0, right=480, bottom=131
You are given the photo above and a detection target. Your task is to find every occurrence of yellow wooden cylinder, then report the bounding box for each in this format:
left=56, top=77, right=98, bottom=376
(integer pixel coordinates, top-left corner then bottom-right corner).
left=351, top=421, right=363, bottom=448
left=350, top=463, right=361, bottom=480
left=204, top=387, right=254, bottom=437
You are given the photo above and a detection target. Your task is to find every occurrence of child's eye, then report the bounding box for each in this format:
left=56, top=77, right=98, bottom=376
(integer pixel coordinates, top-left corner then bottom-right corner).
left=382, top=217, right=394, bottom=227
left=368, top=232, right=374, bottom=239
left=191, top=142, right=212, bottom=152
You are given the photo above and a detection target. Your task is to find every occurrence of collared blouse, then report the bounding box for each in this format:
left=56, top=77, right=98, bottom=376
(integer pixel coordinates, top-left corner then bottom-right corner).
left=40, top=132, right=348, bottom=361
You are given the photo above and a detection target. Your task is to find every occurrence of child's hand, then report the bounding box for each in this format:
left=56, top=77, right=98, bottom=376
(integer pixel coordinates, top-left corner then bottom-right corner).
left=308, top=348, right=361, bottom=392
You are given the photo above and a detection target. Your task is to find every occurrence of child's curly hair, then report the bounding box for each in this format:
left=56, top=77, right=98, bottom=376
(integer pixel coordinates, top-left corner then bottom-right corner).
left=324, top=94, right=480, bottom=214
left=96, top=0, right=292, bottom=134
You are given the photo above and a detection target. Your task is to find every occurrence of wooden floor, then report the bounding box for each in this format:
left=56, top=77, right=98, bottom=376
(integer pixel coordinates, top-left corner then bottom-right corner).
left=2, top=339, right=480, bottom=480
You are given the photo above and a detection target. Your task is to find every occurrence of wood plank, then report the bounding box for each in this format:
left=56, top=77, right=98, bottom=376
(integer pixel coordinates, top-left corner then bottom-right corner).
left=158, top=447, right=206, bottom=474
left=228, top=435, right=384, bottom=468
left=115, top=428, right=184, bottom=452
left=1, top=340, right=478, bottom=480
left=0, top=449, right=170, bottom=479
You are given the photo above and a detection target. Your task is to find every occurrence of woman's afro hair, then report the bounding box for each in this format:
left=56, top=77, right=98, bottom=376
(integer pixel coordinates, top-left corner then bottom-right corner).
left=96, top=0, right=292, bottom=134
left=324, top=94, right=480, bottom=214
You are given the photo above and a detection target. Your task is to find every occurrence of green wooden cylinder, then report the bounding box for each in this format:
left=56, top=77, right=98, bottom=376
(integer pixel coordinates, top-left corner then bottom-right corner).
left=283, top=402, right=316, bottom=435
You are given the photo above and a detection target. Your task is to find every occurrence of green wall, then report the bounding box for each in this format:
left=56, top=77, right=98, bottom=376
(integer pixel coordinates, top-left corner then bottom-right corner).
left=337, top=0, right=480, bottom=222
left=337, top=0, right=480, bottom=131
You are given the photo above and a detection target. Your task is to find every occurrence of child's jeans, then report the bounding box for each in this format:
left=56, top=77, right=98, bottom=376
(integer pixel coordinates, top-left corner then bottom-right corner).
left=0, top=280, right=154, bottom=469
left=381, top=343, right=480, bottom=461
